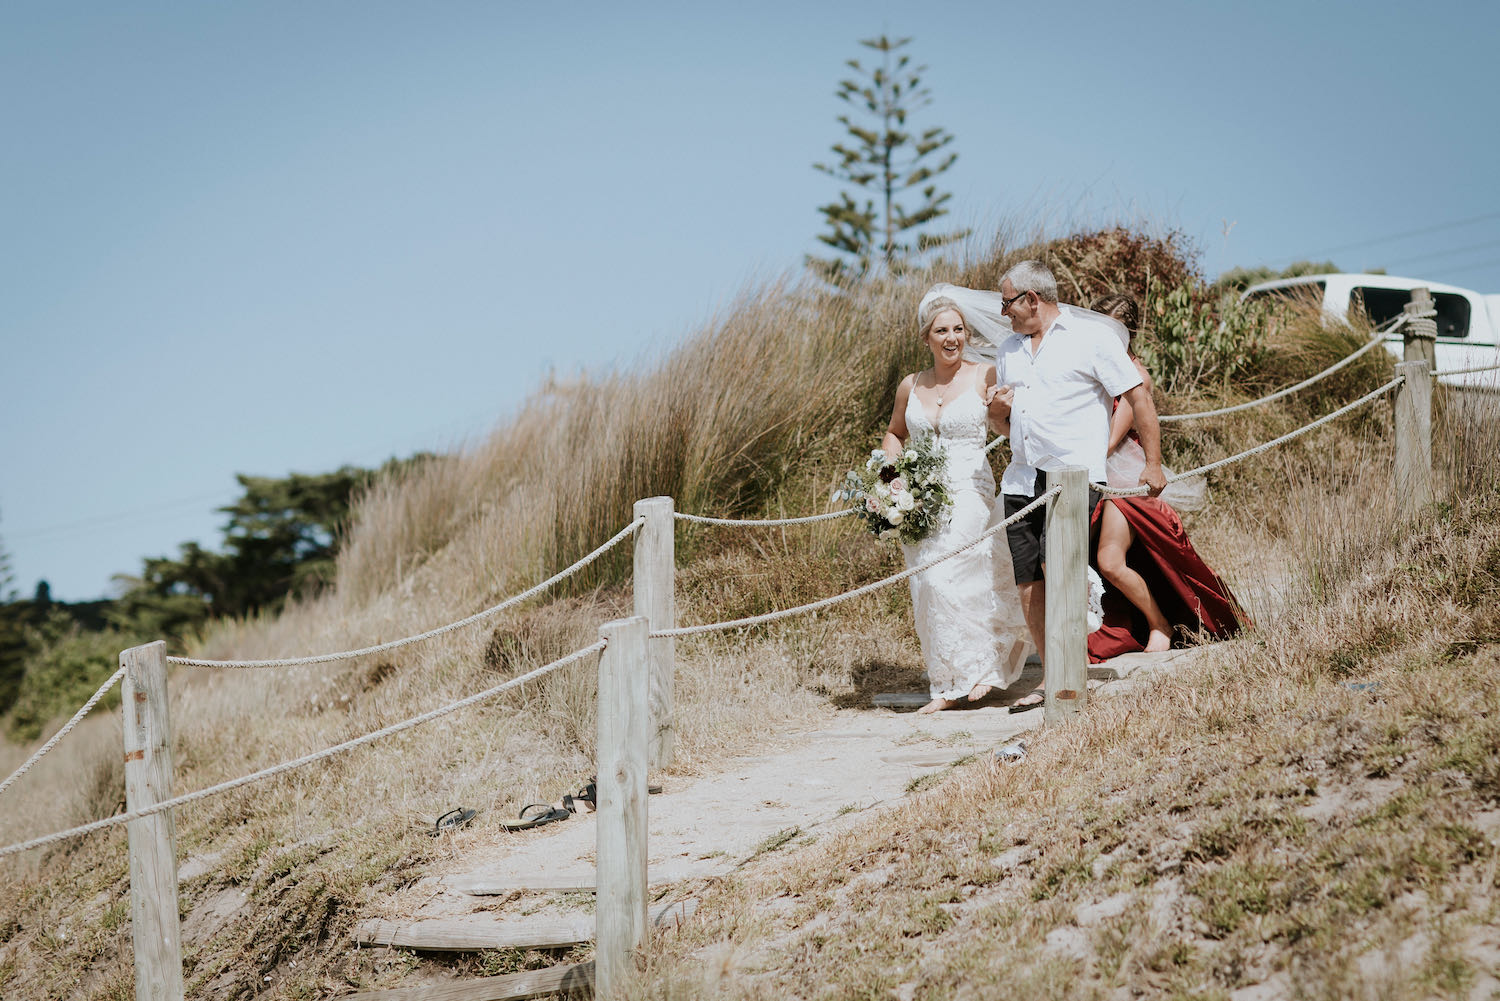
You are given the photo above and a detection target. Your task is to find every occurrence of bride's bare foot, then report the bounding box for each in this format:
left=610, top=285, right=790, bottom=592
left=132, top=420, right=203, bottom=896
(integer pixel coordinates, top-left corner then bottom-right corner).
left=967, top=684, right=995, bottom=703
left=917, top=697, right=959, bottom=714
left=1144, top=628, right=1172, bottom=653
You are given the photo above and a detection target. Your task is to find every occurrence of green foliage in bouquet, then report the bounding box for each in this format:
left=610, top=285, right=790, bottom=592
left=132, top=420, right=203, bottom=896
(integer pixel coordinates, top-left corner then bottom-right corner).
left=840, top=434, right=951, bottom=544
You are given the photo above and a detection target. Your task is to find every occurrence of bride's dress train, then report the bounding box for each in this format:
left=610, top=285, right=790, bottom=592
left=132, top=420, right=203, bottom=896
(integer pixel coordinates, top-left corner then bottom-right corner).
left=901, top=389, right=1030, bottom=700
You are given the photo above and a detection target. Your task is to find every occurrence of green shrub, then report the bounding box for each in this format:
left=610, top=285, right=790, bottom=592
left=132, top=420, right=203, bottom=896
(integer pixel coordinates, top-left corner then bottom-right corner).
left=1136, top=276, right=1276, bottom=395
left=5, top=618, right=131, bottom=741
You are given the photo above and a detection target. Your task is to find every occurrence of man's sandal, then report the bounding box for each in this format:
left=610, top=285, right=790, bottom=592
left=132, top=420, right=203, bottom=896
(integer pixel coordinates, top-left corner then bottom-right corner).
left=564, top=778, right=664, bottom=814
left=500, top=803, right=572, bottom=831
left=429, top=807, right=477, bottom=836
left=1008, top=691, right=1044, bottom=713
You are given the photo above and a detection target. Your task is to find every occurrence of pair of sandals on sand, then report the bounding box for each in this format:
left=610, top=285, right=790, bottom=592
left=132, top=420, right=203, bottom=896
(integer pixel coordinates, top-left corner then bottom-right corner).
left=428, top=777, right=664, bottom=836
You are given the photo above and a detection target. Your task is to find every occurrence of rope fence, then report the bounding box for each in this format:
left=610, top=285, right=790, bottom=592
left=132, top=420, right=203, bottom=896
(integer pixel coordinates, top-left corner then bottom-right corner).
left=0, top=666, right=126, bottom=801
left=674, top=509, right=854, bottom=527
left=1432, top=362, right=1500, bottom=378
left=655, top=490, right=1057, bottom=638
left=1099, top=375, right=1407, bottom=497
left=3, top=287, right=1472, bottom=998
left=1159, top=329, right=1393, bottom=422
left=0, top=641, right=606, bottom=861
left=165, top=517, right=643, bottom=668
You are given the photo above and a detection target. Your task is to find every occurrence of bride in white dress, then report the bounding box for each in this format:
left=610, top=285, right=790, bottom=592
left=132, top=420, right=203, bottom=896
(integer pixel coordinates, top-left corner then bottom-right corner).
left=882, top=293, right=1032, bottom=713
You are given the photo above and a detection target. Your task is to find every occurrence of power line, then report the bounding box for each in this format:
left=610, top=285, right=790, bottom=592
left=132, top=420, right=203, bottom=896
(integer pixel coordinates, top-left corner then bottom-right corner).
left=1268, top=210, right=1500, bottom=265
left=1377, top=237, right=1500, bottom=270
left=6, top=491, right=238, bottom=544
left=1435, top=258, right=1500, bottom=280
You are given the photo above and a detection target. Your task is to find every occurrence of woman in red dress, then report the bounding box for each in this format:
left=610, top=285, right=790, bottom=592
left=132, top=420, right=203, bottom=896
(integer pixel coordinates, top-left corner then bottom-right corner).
left=1086, top=293, right=1243, bottom=662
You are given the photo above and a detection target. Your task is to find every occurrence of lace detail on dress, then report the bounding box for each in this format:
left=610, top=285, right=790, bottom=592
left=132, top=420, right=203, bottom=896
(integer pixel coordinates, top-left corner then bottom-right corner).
left=900, top=382, right=1030, bottom=699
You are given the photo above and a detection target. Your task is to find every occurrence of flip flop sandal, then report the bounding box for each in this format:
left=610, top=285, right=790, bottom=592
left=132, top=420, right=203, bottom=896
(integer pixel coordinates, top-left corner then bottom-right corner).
left=500, top=803, right=572, bottom=831
left=565, top=779, right=664, bottom=814
left=1008, top=692, right=1044, bottom=714
left=429, top=807, right=477, bottom=836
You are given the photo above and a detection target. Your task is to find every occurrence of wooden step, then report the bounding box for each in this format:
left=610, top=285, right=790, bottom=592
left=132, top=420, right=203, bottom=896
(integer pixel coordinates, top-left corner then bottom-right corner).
left=354, top=898, right=697, bottom=952
left=448, top=873, right=679, bottom=896
left=341, top=960, right=593, bottom=1000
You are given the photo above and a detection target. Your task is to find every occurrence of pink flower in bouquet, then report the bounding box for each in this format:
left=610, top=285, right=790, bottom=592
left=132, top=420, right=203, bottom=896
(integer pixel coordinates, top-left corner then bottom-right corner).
left=865, top=497, right=879, bottom=513
left=889, top=477, right=907, bottom=494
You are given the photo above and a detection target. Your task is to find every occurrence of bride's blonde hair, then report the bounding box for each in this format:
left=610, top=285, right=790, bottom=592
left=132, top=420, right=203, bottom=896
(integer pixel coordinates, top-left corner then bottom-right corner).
left=917, top=296, right=966, bottom=339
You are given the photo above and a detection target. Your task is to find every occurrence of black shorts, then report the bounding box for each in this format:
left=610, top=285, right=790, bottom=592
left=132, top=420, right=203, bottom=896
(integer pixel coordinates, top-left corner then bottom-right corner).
left=1002, top=472, right=1103, bottom=585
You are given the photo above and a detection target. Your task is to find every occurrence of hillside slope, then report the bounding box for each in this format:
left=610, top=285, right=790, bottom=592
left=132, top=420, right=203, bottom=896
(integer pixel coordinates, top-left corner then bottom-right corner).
left=3, top=228, right=1477, bottom=1000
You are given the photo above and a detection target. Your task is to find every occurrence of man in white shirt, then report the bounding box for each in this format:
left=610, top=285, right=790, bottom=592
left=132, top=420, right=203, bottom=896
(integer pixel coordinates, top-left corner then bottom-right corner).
left=986, top=261, right=1166, bottom=706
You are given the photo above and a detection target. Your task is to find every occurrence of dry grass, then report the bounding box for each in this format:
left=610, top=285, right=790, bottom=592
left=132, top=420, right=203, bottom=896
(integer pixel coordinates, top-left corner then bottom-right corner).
left=640, top=391, right=1500, bottom=1001
left=1, top=225, right=1487, bottom=999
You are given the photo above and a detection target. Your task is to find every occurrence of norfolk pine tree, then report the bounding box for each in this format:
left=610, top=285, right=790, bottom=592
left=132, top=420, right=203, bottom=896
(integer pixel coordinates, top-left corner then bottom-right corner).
left=810, top=35, right=967, bottom=278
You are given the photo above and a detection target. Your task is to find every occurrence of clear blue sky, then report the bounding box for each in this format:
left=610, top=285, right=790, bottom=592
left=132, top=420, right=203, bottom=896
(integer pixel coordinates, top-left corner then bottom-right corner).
left=3, top=1, right=1497, bottom=601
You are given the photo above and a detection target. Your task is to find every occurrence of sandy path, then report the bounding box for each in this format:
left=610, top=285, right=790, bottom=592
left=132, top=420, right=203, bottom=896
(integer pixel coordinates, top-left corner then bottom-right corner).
left=383, top=652, right=1199, bottom=928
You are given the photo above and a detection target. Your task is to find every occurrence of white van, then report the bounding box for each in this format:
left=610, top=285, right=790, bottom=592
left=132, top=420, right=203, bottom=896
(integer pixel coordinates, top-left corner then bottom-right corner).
left=1241, top=273, right=1500, bottom=388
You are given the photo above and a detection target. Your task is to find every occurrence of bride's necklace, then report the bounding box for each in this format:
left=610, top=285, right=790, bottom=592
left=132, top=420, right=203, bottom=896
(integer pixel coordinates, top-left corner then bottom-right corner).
left=934, top=370, right=963, bottom=407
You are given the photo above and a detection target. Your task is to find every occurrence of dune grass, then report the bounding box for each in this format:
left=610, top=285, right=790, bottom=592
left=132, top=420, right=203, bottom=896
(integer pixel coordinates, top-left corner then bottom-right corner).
left=1, top=224, right=1476, bottom=999
left=639, top=389, right=1500, bottom=1001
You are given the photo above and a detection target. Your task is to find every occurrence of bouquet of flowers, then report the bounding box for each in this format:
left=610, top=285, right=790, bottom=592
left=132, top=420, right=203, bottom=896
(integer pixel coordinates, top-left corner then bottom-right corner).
left=839, top=435, right=951, bottom=544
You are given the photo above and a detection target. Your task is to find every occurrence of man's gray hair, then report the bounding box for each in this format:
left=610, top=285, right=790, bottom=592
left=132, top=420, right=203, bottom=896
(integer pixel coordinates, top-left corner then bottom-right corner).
left=1000, top=260, right=1059, bottom=304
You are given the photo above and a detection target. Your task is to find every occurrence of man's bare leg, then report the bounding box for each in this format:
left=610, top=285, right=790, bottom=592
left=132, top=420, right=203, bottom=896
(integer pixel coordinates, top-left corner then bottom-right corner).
left=1010, top=579, right=1046, bottom=707
left=1096, top=501, right=1171, bottom=652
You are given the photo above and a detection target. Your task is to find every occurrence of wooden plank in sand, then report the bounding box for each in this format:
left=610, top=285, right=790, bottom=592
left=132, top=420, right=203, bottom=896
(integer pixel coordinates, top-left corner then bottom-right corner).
left=450, top=873, right=678, bottom=896
left=354, top=899, right=697, bottom=952
left=341, top=960, right=593, bottom=1001
left=447, top=875, right=601, bottom=896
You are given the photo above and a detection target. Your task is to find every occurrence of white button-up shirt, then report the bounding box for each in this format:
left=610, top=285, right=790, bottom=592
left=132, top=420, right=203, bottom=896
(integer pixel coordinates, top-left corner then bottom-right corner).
left=995, top=305, right=1142, bottom=494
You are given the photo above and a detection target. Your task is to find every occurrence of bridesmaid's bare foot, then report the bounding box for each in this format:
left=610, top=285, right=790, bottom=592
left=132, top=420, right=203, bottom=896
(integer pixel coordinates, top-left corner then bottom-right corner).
left=1144, top=628, right=1172, bottom=653
left=917, top=697, right=959, bottom=714
left=967, top=684, right=995, bottom=703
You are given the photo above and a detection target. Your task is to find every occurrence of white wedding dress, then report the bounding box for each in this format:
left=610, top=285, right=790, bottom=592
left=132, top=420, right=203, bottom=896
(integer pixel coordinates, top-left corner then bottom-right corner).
left=901, top=388, right=1032, bottom=700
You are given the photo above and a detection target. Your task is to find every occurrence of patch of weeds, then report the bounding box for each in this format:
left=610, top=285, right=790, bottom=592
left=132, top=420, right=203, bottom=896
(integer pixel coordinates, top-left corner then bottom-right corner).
left=835, top=804, right=861, bottom=817
left=555, top=891, right=595, bottom=913
left=906, top=773, right=943, bottom=794
left=1090, top=913, right=1137, bottom=981
left=900, top=897, right=954, bottom=937
left=1191, top=861, right=1274, bottom=938
left=1437, top=823, right=1489, bottom=862
left=941, top=730, right=973, bottom=745
left=1419, top=937, right=1475, bottom=998
left=1329, top=865, right=1389, bottom=916
left=1188, top=813, right=1246, bottom=862
left=1142, top=937, right=1197, bottom=973
left=477, top=947, right=555, bottom=976
left=1366, top=739, right=1415, bottom=777
left=1359, top=787, right=1427, bottom=826
left=749, top=827, right=802, bottom=859
left=1437, top=725, right=1500, bottom=795
left=99, top=898, right=128, bottom=932
left=1031, top=850, right=1093, bottom=901
left=225, top=832, right=275, bottom=883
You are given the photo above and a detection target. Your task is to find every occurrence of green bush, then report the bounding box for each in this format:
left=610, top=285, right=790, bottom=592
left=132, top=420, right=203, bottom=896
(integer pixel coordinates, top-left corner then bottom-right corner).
left=5, top=617, right=130, bottom=741
left=1135, top=276, right=1276, bottom=396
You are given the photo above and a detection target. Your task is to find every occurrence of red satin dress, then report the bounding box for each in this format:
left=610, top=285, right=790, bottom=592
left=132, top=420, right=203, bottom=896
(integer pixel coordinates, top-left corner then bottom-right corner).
left=1086, top=428, right=1244, bottom=662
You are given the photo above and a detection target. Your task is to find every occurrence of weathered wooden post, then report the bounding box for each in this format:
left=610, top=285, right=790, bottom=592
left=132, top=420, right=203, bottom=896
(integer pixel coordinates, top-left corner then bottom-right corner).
left=595, top=616, right=650, bottom=1000
left=1395, top=360, right=1433, bottom=517
left=1043, top=466, right=1090, bottom=723
left=121, top=641, right=184, bottom=1001
left=1402, top=287, right=1438, bottom=369
left=633, top=497, right=676, bottom=769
